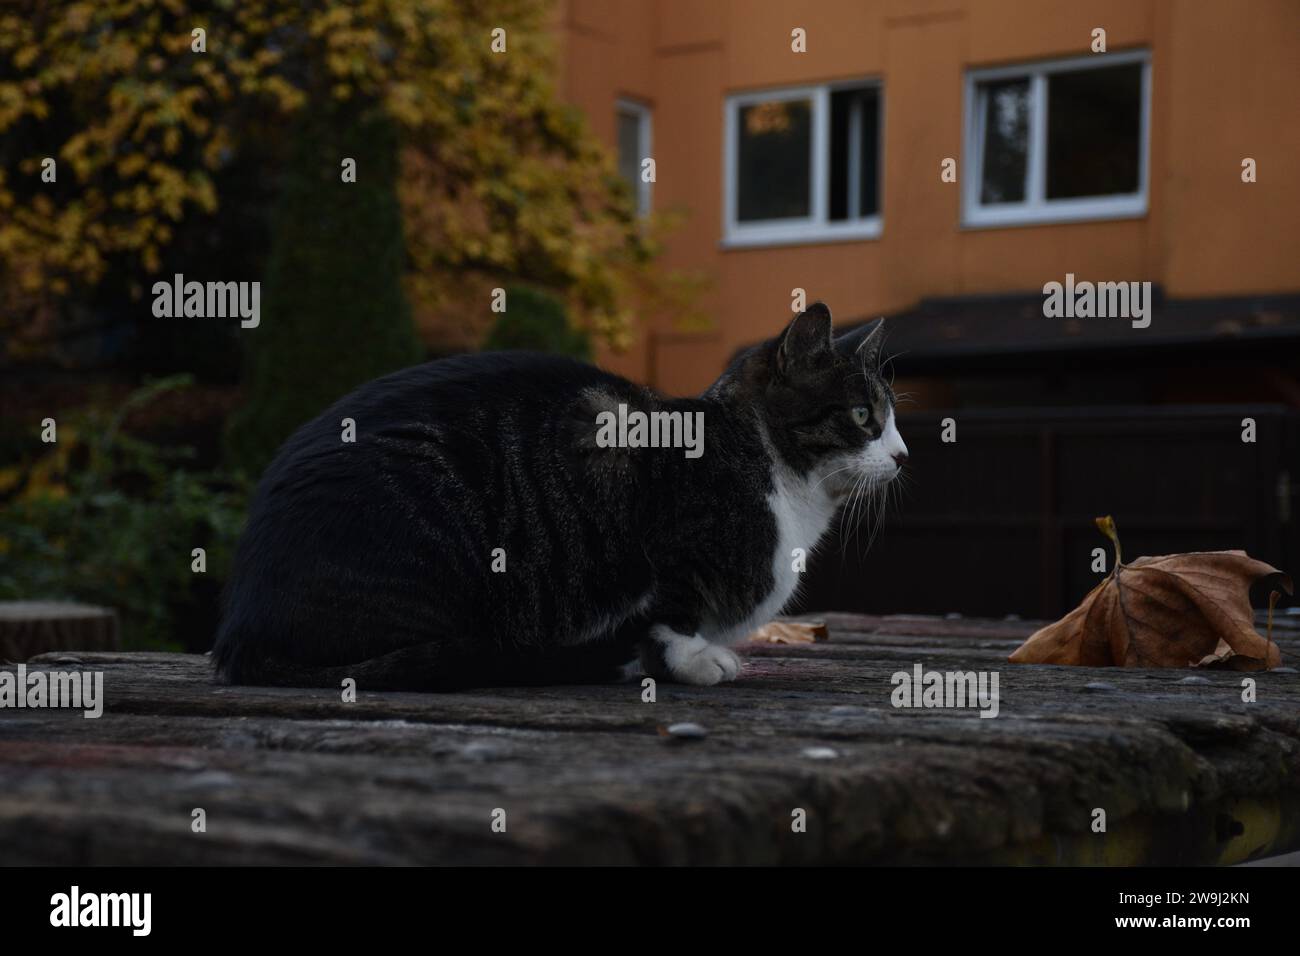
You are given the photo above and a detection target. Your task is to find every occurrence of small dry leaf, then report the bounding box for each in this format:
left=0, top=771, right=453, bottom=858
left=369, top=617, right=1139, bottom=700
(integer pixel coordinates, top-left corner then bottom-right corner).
left=1009, top=516, right=1291, bottom=669
left=747, top=621, right=828, bottom=644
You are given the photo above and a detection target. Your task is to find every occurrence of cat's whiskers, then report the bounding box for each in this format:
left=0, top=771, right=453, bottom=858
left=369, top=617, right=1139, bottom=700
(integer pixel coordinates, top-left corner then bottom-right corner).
left=813, top=461, right=861, bottom=494
left=842, top=468, right=881, bottom=560
left=855, top=475, right=889, bottom=563
left=844, top=474, right=868, bottom=554
left=876, top=348, right=909, bottom=388
left=835, top=468, right=869, bottom=561
left=871, top=467, right=914, bottom=560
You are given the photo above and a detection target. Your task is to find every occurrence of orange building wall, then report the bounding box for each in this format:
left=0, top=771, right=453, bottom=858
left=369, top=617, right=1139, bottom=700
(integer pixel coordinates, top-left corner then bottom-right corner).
left=556, top=0, right=1300, bottom=394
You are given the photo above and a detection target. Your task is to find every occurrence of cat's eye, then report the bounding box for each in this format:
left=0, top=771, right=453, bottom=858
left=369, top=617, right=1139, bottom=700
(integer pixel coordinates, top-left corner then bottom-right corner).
left=850, top=406, right=871, bottom=427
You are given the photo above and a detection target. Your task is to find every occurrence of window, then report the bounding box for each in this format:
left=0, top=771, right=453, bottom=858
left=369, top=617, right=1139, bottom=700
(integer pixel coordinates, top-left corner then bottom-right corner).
left=963, top=51, right=1150, bottom=227
left=616, top=98, right=652, bottom=217
left=724, top=81, right=882, bottom=247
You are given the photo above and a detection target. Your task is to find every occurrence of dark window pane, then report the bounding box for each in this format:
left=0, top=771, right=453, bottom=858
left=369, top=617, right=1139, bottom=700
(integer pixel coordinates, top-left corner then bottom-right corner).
left=737, top=99, right=811, bottom=221
left=616, top=109, right=642, bottom=206
left=1046, top=63, right=1142, bottom=199
left=829, top=87, right=880, bottom=220
left=978, top=78, right=1030, bottom=204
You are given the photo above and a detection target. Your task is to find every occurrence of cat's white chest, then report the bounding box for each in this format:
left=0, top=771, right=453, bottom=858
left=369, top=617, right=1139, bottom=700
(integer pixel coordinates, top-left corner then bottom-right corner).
left=766, top=468, right=837, bottom=616
left=710, top=466, right=837, bottom=645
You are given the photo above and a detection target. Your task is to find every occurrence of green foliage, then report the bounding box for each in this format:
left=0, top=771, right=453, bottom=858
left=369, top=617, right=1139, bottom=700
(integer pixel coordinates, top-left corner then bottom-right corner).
left=0, top=376, right=249, bottom=651
left=483, top=284, right=591, bottom=360
left=0, top=0, right=678, bottom=356
left=223, top=106, right=421, bottom=477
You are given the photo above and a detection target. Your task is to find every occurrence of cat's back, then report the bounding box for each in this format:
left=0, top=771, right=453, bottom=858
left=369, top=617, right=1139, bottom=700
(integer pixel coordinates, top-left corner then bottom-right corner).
left=215, top=351, right=652, bottom=682
left=258, top=351, right=635, bottom=483
left=299, top=350, right=628, bottom=437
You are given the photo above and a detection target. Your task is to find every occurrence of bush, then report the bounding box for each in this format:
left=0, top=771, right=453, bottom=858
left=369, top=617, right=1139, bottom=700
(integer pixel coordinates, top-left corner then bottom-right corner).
left=0, top=376, right=248, bottom=651
left=223, top=105, right=421, bottom=477
left=482, top=285, right=591, bottom=360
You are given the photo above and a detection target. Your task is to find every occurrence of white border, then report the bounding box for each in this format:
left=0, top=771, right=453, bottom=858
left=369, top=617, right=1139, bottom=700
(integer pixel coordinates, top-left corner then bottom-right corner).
left=723, top=80, right=883, bottom=248
left=616, top=97, right=653, bottom=217
left=961, top=49, right=1151, bottom=229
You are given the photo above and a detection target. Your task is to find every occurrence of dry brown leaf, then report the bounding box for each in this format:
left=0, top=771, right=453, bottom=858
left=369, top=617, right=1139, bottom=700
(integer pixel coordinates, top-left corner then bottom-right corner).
left=747, top=621, right=829, bottom=644
left=1009, top=516, right=1292, bottom=669
left=1194, top=638, right=1269, bottom=671
left=1195, top=591, right=1286, bottom=671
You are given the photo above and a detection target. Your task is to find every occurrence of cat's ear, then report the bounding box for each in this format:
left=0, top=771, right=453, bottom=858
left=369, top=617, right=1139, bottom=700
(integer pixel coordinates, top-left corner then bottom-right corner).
left=776, top=302, right=834, bottom=378
left=835, top=318, right=886, bottom=368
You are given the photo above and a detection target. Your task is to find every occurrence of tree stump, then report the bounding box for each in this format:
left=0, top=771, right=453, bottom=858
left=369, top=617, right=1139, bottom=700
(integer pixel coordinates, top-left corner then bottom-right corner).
left=0, top=601, right=119, bottom=662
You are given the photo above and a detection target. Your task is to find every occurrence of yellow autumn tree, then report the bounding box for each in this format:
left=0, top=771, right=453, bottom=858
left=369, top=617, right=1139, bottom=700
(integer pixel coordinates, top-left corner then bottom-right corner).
left=0, top=0, right=673, bottom=355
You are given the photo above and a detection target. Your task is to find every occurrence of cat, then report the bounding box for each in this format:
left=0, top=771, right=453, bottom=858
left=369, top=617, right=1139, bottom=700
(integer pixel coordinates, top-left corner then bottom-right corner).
left=211, top=302, right=908, bottom=690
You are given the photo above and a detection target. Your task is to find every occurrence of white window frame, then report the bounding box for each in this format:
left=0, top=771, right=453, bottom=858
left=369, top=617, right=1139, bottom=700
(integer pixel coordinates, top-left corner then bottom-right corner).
left=616, top=97, right=653, bottom=217
left=723, top=80, right=883, bottom=248
left=962, top=49, right=1151, bottom=229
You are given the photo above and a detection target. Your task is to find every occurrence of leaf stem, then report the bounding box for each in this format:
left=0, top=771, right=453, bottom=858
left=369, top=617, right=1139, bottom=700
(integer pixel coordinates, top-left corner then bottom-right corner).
left=1095, top=515, right=1122, bottom=571
left=1266, top=590, right=1279, bottom=671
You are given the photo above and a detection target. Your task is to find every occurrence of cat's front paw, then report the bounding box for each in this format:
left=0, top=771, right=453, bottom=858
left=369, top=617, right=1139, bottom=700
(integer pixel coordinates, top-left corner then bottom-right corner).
left=667, top=638, right=743, bottom=686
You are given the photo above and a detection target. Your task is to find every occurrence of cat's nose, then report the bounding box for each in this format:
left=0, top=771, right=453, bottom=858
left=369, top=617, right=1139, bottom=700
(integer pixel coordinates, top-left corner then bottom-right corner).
left=892, top=451, right=909, bottom=468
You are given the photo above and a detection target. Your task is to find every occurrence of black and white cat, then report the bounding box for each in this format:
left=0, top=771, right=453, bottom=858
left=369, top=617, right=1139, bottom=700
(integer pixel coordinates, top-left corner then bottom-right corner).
left=212, top=302, right=907, bottom=690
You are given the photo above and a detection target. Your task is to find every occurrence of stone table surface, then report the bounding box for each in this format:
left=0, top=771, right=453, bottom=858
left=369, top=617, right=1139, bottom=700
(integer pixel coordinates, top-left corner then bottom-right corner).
left=1, top=612, right=1298, bottom=865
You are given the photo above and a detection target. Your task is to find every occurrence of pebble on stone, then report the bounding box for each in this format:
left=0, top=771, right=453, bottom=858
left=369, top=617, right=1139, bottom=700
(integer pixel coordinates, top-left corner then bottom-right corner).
left=663, top=722, right=707, bottom=740
left=829, top=705, right=868, bottom=717
left=1081, top=681, right=1118, bottom=693
left=802, top=746, right=839, bottom=760
left=461, top=741, right=507, bottom=762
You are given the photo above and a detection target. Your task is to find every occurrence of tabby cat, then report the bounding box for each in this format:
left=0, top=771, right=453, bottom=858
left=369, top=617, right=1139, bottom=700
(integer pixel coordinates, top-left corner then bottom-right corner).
left=212, top=302, right=907, bottom=690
